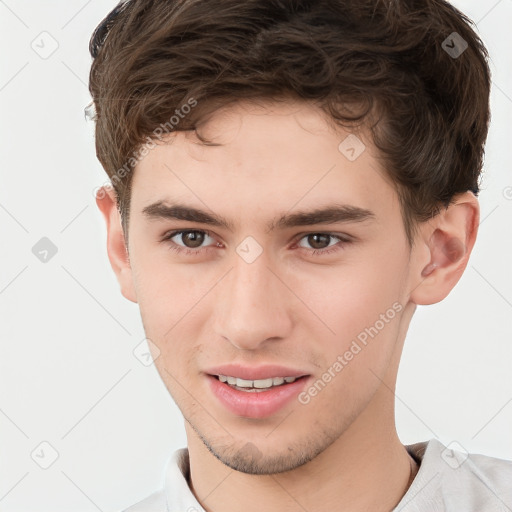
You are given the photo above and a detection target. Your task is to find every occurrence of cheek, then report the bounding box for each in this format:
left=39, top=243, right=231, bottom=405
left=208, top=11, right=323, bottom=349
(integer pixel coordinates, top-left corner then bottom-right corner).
left=295, top=279, right=405, bottom=415
left=291, top=251, right=407, bottom=362
left=131, top=252, right=215, bottom=351
left=297, top=263, right=403, bottom=331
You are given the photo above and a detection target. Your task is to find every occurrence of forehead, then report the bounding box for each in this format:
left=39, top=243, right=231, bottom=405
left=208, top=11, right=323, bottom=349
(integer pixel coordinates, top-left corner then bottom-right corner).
left=131, top=100, right=399, bottom=228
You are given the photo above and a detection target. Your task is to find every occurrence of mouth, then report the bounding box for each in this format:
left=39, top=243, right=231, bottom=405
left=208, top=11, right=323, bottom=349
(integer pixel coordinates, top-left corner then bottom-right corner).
left=206, top=372, right=311, bottom=418
left=213, top=374, right=307, bottom=392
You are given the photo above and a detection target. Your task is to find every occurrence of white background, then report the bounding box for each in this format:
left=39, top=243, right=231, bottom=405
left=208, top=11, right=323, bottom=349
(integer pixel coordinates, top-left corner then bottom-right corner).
left=0, top=1, right=511, bottom=510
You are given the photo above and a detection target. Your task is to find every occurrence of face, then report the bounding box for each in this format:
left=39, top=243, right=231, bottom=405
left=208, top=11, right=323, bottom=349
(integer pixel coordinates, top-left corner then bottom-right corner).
left=122, top=100, right=420, bottom=474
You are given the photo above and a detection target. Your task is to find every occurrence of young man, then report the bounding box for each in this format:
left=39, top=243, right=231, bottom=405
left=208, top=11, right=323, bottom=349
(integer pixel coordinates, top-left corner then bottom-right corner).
left=89, top=0, right=511, bottom=510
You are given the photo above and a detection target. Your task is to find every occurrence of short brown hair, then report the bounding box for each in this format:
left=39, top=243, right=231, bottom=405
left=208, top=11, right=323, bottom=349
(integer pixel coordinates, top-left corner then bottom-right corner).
left=88, top=0, right=491, bottom=247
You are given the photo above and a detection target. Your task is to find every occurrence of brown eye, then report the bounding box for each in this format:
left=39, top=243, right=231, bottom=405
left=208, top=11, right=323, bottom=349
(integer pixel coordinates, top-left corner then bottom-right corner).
left=305, top=234, right=331, bottom=250
left=179, top=230, right=206, bottom=248
left=295, top=233, right=352, bottom=256
left=161, top=229, right=217, bottom=254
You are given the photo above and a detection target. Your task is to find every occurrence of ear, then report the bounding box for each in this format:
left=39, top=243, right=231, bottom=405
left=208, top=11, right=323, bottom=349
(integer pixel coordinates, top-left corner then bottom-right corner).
left=409, top=191, right=480, bottom=306
left=96, top=186, right=137, bottom=303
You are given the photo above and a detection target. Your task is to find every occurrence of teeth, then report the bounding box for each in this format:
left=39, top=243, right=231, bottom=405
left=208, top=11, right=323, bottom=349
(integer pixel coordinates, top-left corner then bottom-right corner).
left=236, top=378, right=253, bottom=387
left=217, top=375, right=298, bottom=389
left=252, top=378, right=273, bottom=388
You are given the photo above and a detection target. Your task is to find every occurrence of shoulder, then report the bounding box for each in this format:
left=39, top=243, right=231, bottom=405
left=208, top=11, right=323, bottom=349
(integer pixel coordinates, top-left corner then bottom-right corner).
left=397, top=438, right=512, bottom=512
left=458, top=448, right=512, bottom=504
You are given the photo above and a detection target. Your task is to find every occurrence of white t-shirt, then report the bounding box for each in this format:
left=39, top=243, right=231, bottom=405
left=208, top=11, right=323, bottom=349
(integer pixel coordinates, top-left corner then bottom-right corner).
left=122, top=439, right=512, bottom=511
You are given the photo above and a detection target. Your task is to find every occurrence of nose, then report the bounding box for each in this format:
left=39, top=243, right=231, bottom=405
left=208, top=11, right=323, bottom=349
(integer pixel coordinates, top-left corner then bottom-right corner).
left=212, top=251, right=294, bottom=351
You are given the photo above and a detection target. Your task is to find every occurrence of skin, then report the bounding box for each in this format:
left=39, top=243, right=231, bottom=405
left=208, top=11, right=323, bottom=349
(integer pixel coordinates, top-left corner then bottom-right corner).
left=97, top=100, right=479, bottom=512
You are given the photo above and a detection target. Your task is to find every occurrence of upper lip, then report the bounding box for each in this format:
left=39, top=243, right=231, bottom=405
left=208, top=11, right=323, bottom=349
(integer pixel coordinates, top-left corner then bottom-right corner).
left=205, top=364, right=309, bottom=381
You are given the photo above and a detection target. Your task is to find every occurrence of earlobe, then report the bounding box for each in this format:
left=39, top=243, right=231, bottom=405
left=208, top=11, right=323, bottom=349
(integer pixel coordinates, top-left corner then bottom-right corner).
left=410, top=192, right=479, bottom=306
left=96, top=186, right=138, bottom=303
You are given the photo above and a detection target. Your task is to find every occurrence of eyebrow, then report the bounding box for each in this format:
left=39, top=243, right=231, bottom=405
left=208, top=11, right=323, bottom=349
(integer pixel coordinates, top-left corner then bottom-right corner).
left=142, top=201, right=376, bottom=233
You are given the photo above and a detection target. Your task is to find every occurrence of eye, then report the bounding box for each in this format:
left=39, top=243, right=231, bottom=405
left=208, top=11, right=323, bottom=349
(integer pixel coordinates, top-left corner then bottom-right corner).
left=295, top=233, right=352, bottom=256
left=160, top=229, right=219, bottom=256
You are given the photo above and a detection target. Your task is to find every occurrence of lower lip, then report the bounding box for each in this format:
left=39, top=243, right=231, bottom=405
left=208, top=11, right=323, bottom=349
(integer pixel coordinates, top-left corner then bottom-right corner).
left=207, top=375, right=309, bottom=419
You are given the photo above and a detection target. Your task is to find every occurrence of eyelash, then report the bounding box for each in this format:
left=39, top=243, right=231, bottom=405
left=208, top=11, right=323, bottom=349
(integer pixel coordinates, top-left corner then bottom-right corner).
left=160, top=229, right=352, bottom=257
